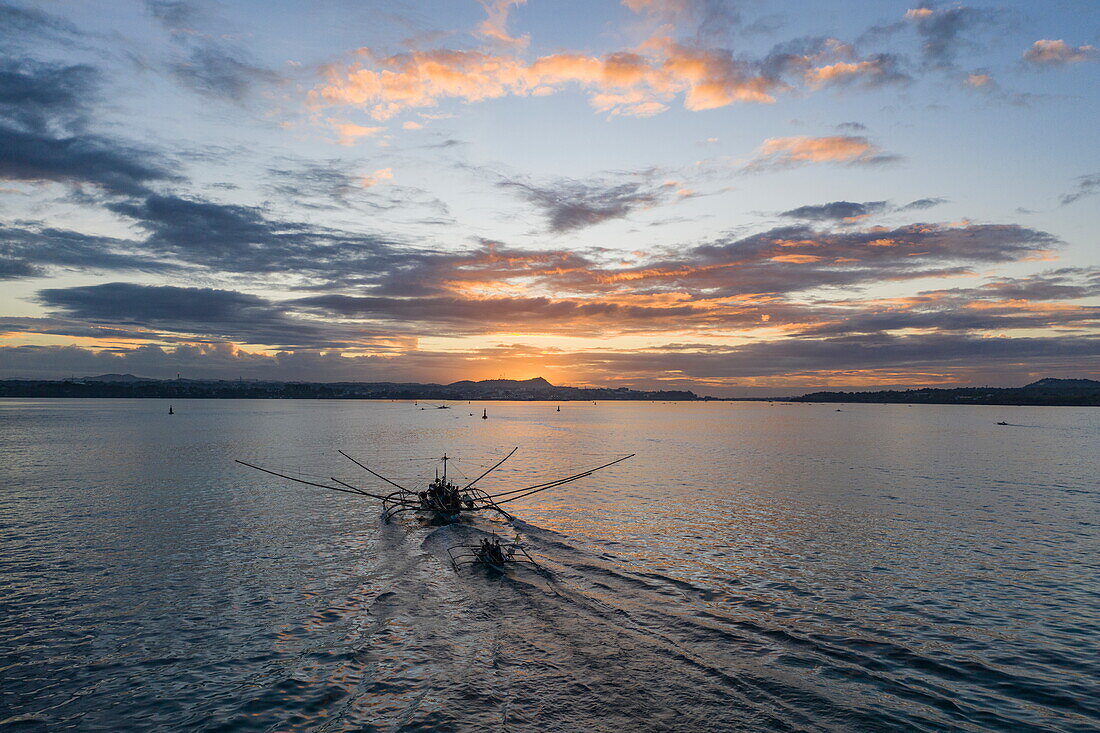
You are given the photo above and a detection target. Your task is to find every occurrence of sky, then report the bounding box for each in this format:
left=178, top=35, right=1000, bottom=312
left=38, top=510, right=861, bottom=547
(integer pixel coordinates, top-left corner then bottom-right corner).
left=0, top=0, right=1098, bottom=396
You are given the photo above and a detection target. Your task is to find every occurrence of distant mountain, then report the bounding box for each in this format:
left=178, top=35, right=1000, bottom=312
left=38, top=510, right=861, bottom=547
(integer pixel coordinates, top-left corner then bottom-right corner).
left=1023, top=378, right=1100, bottom=390
left=447, top=377, right=553, bottom=391
left=0, top=375, right=699, bottom=401
left=83, top=373, right=155, bottom=382
left=792, top=377, right=1100, bottom=406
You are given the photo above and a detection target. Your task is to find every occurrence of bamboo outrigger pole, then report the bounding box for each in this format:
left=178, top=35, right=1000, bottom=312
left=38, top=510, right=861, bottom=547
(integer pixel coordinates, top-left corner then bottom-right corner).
left=234, top=459, right=395, bottom=501
left=488, top=453, right=635, bottom=502
left=337, top=450, right=411, bottom=492
left=463, top=446, right=518, bottom=490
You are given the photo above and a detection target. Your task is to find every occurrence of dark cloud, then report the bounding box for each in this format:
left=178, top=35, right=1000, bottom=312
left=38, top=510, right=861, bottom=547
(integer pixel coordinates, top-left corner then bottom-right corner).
left=1060, top=174, right=1100, bottom=206
left=498, top=176, right=675, bottom=233
left=293, top=293, right=713, bottom=336
left=546, top=222, right=1062, bottom=299
left=0, top=126, right=173, bottom=195
left=900, top=197, right=947, bottom=210
left=39, top=281, right=275, bottom=322
left=0, top=224, right=172, bottom=277
left=924, top=267, right=1100, bottom=303
left=780, top=200, right=889, bottom=221
left=104, top=193, right=427, bottom=289
left=907, top=5, right=999, bottom=68
left=0, top=59, right=173, bottom=195
left=169, top=45, right=282, bottom=103
left=145, top=0, right=199, bottom=31
left=146, top=0, right=282, bottom=102
left=583, top=333, right=1100, bottom=383
left=34, top=282, right=385, bottom=349
left=780, top=198, right=947, bottom=222
left=761, top=37, right=909, bottom=89
left=0, top=2, right=81, bottom=47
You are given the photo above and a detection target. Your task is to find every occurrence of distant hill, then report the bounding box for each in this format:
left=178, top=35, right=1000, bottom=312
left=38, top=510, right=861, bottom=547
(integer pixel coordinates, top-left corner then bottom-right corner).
left=792, top=377, right=1100, bottom=406
left=447, top=377, right=553, bottom=392
left=1023, top=378, right=1100, bottom=390
left=83, top=373, right=156, bottom=382
left=0, top=375, right=699, bottom=401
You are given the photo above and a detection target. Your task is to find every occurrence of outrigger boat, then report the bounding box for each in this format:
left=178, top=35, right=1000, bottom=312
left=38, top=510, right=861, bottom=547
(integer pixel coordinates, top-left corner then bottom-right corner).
left=235, top=448, right=633, bottom=525
left=447, top=534, right=538, bottom=571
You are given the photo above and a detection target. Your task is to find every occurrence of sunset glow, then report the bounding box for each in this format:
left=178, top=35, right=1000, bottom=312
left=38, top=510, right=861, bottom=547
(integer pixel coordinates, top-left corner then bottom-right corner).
left=1, top=0, right=1097, bottom=394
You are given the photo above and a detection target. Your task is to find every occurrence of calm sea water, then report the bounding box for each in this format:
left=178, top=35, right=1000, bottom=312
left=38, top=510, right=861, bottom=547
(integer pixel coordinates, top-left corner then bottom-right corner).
left=1, top=399, right=1097, bottom=732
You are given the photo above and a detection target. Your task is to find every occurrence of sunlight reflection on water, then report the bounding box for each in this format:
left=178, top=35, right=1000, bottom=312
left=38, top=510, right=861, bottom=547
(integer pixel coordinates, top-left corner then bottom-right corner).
left=1, top=399, right=1097, bottom=731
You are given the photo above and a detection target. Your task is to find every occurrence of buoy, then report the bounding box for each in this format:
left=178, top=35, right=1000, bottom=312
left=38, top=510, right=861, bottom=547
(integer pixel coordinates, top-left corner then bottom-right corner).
left=168, top=405, right=174, bottom=415
left=556, top=405, right=560, bottom=412
left=482, top=408, right=488, bottom=420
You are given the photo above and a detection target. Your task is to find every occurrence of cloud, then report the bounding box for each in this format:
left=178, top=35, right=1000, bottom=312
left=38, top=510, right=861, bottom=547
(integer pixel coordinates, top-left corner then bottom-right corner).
left=311, top=40, right=782, bottom=120
left=146, top=0, right=200, bottom=31
left=900, top=197, right=947, bottom=210
left=0, top=59, right=173, bottom=195
left=169, top=45, right=282, bottom=102
left=34, top=282, right=383, bottom=348
left=475, top=0, right=529, bottom=49
left=330, top=121, right=384, bottom=145
left=0, top=1, right=82, bottom=47
left=147, top=0, right=283, bottom=103
left=744, top=135, right=898, bottom=171
left=623, top=0, right=747, bottom=44
left=1060, top=173, right=1100, bottom=206
left=965, top=72, right=992, bottom=87
left=360, top=167, right=393, bottom=188
left=904, top=5, right=999, bottom=68
left=561, top=222, right=1061, bottom=299
left=293, top=293, right=715, bottom=335
left=780, top=200, right=889, bottom=222
left=101, top=193, right=441, bottom=291
left=498, top=174, right=680, bottom=232
left=1023, top=40, right=1096, bottom=67
left=761, top=36, right=909, bottom=91
left=0, top=224, right=172, bottom=279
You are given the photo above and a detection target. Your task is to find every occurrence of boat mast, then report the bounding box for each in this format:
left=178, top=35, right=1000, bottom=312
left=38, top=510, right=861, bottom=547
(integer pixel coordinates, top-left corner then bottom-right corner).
left=442, top=453, right=448, bottom=484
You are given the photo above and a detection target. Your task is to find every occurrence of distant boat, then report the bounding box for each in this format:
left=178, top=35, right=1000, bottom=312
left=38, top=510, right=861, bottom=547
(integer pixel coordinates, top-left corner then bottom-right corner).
left=482, top=408, right=488, bottom=420
left=996, top=421, right=1009, bottom=426
left=168, top=405, right=174, bottom=415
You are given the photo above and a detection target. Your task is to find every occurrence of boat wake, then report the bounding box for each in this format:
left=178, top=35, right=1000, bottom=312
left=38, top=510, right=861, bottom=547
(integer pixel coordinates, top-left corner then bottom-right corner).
left=181, top=514, right=1100, bottom=732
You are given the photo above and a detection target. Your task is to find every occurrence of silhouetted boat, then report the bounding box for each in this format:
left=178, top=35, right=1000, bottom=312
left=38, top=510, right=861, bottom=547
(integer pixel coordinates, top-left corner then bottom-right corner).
left=168, top=405, right=174, bottom=415
left=448, top=534, right=538, bottom=572
left=996, top=421, right=1009, bottom=425
left=236, top=449, right=634, bottom=525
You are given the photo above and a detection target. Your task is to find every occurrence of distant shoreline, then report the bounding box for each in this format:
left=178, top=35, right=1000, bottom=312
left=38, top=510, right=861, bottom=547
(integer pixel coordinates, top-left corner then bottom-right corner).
left=1, top=376, right=1097, bottom=406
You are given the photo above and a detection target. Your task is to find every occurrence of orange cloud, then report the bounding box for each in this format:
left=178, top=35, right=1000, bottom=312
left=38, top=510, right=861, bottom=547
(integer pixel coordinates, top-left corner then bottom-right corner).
left=476, top=0, right=529, bottom=49
left=966, top=72, right=992, bottom=87
left=746, top=135, right=893, bottom=169
left=1024, top=39, right=1096, bottom=66
left=312, top=41, right=779, bottom=120
left=804, top=59, right=892, bottom=87
left=770, top=254, right=823, bottom=263
left=360, top=167, right=393, bottom=188
left=329, top=120, right=384, bottom=145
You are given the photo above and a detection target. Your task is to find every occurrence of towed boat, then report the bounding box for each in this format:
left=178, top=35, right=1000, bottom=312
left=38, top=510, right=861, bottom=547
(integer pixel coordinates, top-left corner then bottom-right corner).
left=447, top=534, right=538, bottom=571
